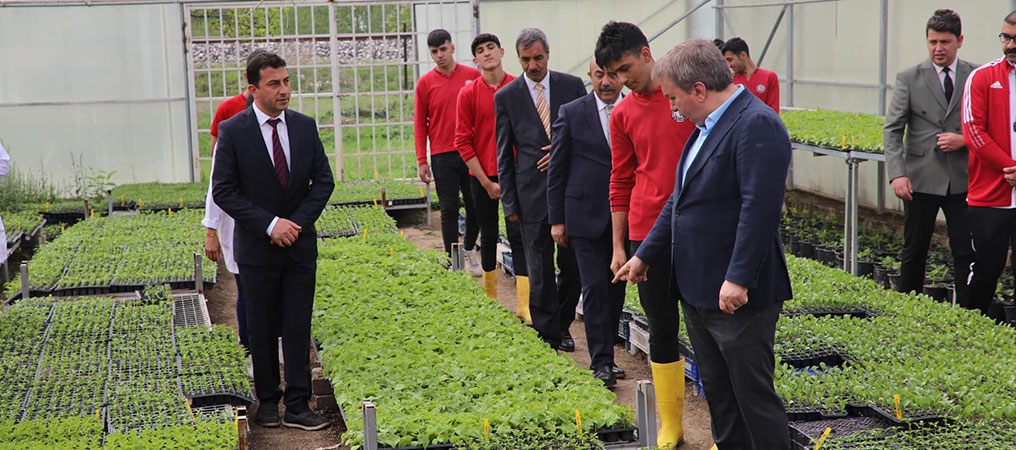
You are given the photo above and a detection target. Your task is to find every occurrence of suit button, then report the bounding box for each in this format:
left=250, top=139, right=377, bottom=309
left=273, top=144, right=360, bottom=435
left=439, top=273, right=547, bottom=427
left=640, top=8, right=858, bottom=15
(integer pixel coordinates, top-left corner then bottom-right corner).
left=674, top=210, right=680, bottom=217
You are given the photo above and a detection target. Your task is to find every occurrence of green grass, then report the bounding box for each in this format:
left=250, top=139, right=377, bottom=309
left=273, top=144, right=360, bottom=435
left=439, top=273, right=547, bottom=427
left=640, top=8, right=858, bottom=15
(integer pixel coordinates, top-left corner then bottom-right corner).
left=189, top=4, right=413, bottom=39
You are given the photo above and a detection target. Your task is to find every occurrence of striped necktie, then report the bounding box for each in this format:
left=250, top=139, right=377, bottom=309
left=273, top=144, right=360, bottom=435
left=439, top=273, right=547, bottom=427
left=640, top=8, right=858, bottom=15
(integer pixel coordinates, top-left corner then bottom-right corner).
left=535, top=83, right=550, bottom=139
left=267, top=118, right=289, bottom=190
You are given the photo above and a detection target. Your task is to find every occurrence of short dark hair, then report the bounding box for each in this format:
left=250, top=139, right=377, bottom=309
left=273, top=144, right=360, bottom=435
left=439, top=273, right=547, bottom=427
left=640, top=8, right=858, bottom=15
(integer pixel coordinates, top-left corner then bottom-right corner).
left=721, top=37, right=750, bottom=59
left=712, top=39, right=724, bottom=49
left=927, top=9, right=961, bottom=38
left=594, top=21, right=649, bottom=69
left=247, top=51, right=287, bottom=87
left=427, top=29, right=452, bottom=48
left=470, top=33, right=501, bottom=57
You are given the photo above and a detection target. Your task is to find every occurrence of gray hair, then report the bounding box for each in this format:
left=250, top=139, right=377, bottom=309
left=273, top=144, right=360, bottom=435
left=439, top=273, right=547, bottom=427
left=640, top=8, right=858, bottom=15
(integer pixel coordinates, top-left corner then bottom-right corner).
left=653, top=39, right=732, bottom=92
left=516, top=28, right=549, bottom=53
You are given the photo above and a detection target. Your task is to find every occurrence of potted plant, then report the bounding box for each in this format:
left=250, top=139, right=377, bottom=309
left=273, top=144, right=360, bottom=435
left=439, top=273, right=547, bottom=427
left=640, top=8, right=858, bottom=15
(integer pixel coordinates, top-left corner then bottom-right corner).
left=922, top=264, right=950, bottom=302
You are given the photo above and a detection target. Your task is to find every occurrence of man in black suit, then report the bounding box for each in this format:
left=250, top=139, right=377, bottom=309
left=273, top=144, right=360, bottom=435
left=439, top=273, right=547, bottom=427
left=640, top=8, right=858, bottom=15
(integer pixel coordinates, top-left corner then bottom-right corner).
left=213, top=51, right=335, bottom=431
left=495, top=28, right=586, bottom=350
left=547, top=58, right=626, bottom=385
left=615, top=40, right=793, bottom=449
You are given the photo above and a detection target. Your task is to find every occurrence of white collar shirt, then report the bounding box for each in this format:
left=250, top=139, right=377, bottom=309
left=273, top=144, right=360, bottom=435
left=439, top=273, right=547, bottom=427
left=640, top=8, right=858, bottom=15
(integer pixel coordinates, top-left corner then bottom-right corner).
left=524, top=73, right=551, bottom=111
left=253, top=103, right=291, bottom=167
left=594, top=92, right=622, bottom=142
left=933, top=59, right=959, bottom=92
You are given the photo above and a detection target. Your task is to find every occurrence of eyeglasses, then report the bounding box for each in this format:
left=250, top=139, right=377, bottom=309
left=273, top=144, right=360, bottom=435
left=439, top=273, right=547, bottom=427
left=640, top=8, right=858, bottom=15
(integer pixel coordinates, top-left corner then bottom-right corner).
left=1000, top=33, right=1016, bottom=44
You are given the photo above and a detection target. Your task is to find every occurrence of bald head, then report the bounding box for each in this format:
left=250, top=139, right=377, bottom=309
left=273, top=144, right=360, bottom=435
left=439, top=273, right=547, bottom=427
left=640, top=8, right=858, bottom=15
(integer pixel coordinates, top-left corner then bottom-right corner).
left=588, top=55, right=621, bottom=105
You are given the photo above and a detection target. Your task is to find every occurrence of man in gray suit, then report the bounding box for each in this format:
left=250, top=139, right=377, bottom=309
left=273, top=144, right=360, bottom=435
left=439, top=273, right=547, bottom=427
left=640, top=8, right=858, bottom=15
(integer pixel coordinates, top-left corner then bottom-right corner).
left=884, top=8, right=974, bottom=305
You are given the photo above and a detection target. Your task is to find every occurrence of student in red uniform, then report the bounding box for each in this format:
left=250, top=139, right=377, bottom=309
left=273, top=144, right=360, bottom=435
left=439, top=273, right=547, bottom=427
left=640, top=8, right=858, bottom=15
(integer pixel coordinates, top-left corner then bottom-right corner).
left=596, top=21, right=695, bottom=450
left=964, top=11, right=1016, bottom=316
left=722, top=37, right=781, bottom=113
left=454, top=34, right=531, bottom=321
left=415, top=29, right=482, bottom=275
left=210, top=91, right=250, bottom=156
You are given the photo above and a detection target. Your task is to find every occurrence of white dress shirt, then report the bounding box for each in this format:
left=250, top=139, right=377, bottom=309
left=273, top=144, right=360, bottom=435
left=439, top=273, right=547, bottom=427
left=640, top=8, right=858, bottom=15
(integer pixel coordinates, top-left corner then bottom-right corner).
left=594, top=92, right=622, bottom=142
left=524, top=72, right=551, bottom=112
left=252, top=104, right=291, bottom=234
left=932, top=58, right=958, bottom=92
left=202, top=149, right=238, bottom=274
left=0, top=141, right=8, bottom=264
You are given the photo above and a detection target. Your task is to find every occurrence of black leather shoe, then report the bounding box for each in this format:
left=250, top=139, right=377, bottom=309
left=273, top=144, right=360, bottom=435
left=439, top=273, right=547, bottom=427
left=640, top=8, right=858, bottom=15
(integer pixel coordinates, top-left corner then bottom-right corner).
left=255, top=403, right=280, bottom=428
left=612, top=364, right=626, bottom=380
left=558, top=332, right=575, bottom=352
left=282, top=409, right=330, bottom=431
left=593, top=365, right=617, bottom=387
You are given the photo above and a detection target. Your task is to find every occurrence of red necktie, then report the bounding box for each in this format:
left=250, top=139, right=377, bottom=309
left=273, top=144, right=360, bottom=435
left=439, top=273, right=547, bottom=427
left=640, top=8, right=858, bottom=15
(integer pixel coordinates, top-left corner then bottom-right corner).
left=267, top=118, right=289, bottom=190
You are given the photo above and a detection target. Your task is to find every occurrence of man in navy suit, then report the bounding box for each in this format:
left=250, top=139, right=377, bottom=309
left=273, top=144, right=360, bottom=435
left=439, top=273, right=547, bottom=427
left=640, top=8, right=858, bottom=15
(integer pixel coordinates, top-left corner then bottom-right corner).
left=615, top=40, right=792, bottom=449
left=213, top=51, right=334, bottom=431
left=547, top=58, right=626, bottom=386
left=495, top=28, right=586, bottom=350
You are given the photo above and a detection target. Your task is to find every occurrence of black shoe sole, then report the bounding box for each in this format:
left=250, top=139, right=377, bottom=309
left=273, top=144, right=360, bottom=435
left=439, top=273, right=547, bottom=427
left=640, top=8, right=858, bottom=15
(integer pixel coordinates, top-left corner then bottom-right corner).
left=282, top=419, right=330, bottom=431
left=598, top=378, right=617, bottom=387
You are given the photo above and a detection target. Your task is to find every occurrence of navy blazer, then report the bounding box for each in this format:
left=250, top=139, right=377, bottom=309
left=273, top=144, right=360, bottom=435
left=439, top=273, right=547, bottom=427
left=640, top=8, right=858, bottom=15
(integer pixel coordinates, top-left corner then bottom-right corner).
left=634, top=90, right=792, bottom=310
left=547, top=92, right=614, bottom=239
left=212, top=107, right=335, bottom=266
left=495, top=71, right=586, bottom=223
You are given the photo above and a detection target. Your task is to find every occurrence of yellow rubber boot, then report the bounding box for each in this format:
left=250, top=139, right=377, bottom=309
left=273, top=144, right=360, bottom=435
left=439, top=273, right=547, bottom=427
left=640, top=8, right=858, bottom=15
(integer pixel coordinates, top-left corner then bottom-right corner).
left=514, top=276, right=533, bottom=325
left=483, top=271, right=498, bottom=299
left=651, top=358, right=686, bottom=449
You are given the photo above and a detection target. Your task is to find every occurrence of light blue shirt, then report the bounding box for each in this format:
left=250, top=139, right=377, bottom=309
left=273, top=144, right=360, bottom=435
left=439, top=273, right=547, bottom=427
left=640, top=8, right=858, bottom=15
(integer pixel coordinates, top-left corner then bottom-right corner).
left=680, top=85, right=746, bottom=187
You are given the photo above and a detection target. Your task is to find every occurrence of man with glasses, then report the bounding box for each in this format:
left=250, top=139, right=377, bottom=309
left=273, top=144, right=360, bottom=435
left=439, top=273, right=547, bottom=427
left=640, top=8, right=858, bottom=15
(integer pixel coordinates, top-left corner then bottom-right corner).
left=884, top=9, right=974, bottom=307
left=963, top=11, right=1016, bottom=317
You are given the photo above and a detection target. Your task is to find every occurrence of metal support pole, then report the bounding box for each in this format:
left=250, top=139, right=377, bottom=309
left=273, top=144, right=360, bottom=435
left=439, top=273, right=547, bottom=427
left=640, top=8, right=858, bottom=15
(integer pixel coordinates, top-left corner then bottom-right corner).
left=876, top=161, right=886, bottom=213
left=237, top=406, right=249, bottom=450
left=329, top=3, right=344, bottom=181
left=362, top=400, right=378, bottom=450
left=878, top=0, right=889, bottom=115
left=106, top=189, right=113, bottom=216
left=194, top=252, right=204, bottom=294
left=425, top=184, right=432, bottom=226
left=714, top=0, right=724, bottom=38
left=786, top=4, right=794, bottom=107
left=450, top=243, right=464, bottom=272
left=636, top=380, right=657, bottom=448
left=20, top=262, right=29, bottom=300
left=756, top=5, right=788, bottom=67
left=842, top=160, right=853, bottom=272
left=850, top=160, right=860, bottom=275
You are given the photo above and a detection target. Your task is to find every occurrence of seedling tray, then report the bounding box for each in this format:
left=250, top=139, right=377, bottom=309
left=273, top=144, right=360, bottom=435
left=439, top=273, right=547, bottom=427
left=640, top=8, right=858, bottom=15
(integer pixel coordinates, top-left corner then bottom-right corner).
left=382, top=444, right=454, bottom=450
left=40, top=211, right=86, bottom=225
left=186, top=392, right=255, bottom=408
left=790, top=415, right=894, bottom=449
left=596, top=427, right=637, bottom=443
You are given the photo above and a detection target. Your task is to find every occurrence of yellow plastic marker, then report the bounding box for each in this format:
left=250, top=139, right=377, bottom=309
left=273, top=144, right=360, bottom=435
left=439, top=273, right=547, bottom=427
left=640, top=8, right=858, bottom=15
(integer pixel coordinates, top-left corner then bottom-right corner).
left=419, top=187, right=425, bottom=197
left=139, top=198, right=143, bottom=209
left=483, top=418, right=490, bottom=441
left=894, top=394, right=902, bottom=420
left=169, top=208, right=173, bottom=216
left=841, top=135, right=846, bottom=149
left=374, top=170, right=379, bottom=180
left=813, top=427, right=832, bottom=450
left=851, top=135, right=856, bottom=148
left=185, top=399, right=195, bottom=420
left=400, top=230, right=405, bottom=238
left=180, top=197, right=184, bottom=208
left=373, top=199, right=378, bottom=206
left=575, top=409, right=582, bottom=432
left=95, top=408, right=100, bottom=419
left=90, top=209, right=94, bottom=218
left=362, top=230, right=368, bottom=243
left=45, top=202, right=50, bottom=212
left=61, top=225, right=65, bottom=233
left=120, top=195, right=125, bottom=206
left=390, top=247, right=394, bottom=257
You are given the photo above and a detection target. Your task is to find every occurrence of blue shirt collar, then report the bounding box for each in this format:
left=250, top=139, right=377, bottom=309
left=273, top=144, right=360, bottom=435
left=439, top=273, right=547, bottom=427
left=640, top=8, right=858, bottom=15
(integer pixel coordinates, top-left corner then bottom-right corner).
left=697, top=84, right=745, bottom=134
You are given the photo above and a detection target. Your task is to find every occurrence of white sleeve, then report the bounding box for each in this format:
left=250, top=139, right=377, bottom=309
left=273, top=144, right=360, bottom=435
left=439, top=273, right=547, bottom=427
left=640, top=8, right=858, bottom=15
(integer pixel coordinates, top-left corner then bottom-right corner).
left=0, top=141, right=10, bottom=178
left=201, top=146, right=224, bottom=230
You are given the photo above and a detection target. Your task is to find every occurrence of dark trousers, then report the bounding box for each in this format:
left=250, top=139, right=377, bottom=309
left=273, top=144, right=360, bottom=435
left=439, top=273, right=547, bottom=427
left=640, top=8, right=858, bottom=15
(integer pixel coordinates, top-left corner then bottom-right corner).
left=683, top=299, right=790, bottom=450
left=504, top=215, right=528, bottom=277
left=431, top=151, right=478, bottom=255
left=234, top=273, right=249, bottom=348
left=966, top=207, right=1016, bottom=314
left=572, top=228, right=625, bottom=368
left=898, top=192, right=973, bottom=304
left=520, top=220, right=581, bottom=347
left=238, top=256, right=316, bottom=413
left=630, top=240, right=682, bottom=363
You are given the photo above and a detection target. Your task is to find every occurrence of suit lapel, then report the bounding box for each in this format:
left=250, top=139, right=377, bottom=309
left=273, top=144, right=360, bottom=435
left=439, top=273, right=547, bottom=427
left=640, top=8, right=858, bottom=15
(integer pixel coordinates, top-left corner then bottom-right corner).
left=284, top=110, right=301, bottom=193
left=920, top=61, right=949, bottom=111
left=549, top=71, right=565, bottom=126
left=245, top=110, right=280, bottom=186
left=678, top=91, right=751, bottom=202
left=581, top=94, right=609, bottom=150
left=516, top=76, right=548, bottom=142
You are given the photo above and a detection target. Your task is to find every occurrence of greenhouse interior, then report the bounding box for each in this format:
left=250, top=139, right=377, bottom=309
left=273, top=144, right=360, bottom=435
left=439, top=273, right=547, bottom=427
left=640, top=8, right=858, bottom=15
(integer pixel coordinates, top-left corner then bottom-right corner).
left=2, top=0, right=1016, bottom=449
